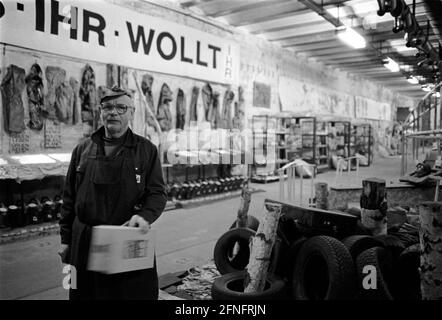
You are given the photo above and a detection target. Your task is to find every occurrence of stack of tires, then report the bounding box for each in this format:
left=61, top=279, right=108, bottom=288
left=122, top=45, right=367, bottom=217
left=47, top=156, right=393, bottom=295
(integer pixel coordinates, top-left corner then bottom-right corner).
left=166, top=176, right=246, bottom=201
left=211, top=215, right=287, bottom=300
left=211, top=218, right=421, bottom=300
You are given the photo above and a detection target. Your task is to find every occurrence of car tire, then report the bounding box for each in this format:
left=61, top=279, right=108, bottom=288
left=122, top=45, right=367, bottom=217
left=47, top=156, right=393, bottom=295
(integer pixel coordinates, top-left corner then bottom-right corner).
left=279, top=237, right=307, bottom=280
left=373, top=234, right=406, bottom=259
left=356, top=246, right=395, bottom=300
left=229, top=215, right=260, bottom=231
left=393, top=244, right=421, bottom=300
left=292, top=235, right=357, bottom=300
left=214, top=228, right=255, bottom=275
left=341, top=235, right=384, bottom=261
left=211, top=271, right=286, bottom=300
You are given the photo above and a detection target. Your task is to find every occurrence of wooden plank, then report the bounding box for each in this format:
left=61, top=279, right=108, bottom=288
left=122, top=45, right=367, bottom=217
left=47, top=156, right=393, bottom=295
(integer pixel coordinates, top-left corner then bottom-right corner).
left=158, top=274, right=184, bottom=289
left=159, top=290, right=185, bottom=300
left=265, top=198, right=358, bottom=237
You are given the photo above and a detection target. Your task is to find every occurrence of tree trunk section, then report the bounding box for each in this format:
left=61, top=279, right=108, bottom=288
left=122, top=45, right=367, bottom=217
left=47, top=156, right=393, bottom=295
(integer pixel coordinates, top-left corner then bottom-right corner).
left=315, top=182, right=329, bottom=210
left=243, top=202, right=281, bottom=293
left=360, top=178, right=387, bottom=235
left=419, top=201, right=442, bottom=300
left=236, top=180, right=251, bottom=228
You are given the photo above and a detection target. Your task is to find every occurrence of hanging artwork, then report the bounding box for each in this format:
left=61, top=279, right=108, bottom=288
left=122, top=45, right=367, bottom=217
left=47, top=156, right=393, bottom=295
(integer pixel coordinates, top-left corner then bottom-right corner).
left=25, top=63, right=44, bottom=130
left=1, top=64, right=26, bottom=133
left=253, top=82, right=271, bottom=109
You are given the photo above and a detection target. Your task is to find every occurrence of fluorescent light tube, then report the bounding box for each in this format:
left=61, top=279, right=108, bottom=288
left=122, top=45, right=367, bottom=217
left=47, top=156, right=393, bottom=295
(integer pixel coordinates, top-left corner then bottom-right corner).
left=383, top=57, right=400, bottom=72
left=422, top=86, right=431, bottom=92
left=336, top=27, right=366, bottom=49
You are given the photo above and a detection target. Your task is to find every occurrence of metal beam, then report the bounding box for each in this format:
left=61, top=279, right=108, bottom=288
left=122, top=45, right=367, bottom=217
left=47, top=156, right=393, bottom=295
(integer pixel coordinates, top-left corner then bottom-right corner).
left=309, top=47, right=375, bottom=56
left=247, top=1, right=428, bottom=35
left=210, top=0, right=290, bottom=18
left=370, top=77, right=412, bottom=82
left=354, top=70, right=398, bottom=75
left=339, top=64, right=387, bottom=69
left=311, top=53, right=380, bottom=61
left=231, top=0, right=355, bottom=27
left=325, top=59, right=382, bottom=66
left=239, top=1, right=427, bottom=33
left=300, top=44, right=366, bottom=54
left=321, top=54, right=380, bottom=62
left=222, top=1, right=307, bottom=27
left=275, top=28, right=406, bottom=47
left=334, top=61, right=384, bottom=67
left=180, top=0, right=215, bottom=8
left=297, top=0, right=343, bottom=28
left=260, top=11, right=404, bottom=41
left=264, top=22, right=336, bottom=41
left=287, top=40, right=343, bottom=51
left=276, top=30, right=336, bottom=46
left=347, top=70, right=396, bottom=76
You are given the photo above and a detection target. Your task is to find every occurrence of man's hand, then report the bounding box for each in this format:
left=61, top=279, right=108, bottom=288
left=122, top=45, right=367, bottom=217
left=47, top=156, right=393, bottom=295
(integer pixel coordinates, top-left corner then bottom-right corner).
left=122, top=215, right=150, bottom=234
left=58, top=244, right=70, bottom=264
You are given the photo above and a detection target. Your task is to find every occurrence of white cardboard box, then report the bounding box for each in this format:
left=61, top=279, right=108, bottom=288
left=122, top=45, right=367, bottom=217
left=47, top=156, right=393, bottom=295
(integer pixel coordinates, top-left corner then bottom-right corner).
left=87, top=226, right=155, bottom=274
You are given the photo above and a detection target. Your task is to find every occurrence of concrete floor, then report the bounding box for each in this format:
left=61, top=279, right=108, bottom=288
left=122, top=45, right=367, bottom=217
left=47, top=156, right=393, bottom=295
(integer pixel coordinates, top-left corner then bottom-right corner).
left=0, top=156, right=405, bottom=300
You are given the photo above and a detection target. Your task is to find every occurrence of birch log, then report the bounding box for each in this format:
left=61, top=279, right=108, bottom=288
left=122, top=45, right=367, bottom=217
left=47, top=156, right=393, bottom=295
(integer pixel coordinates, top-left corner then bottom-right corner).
left=419, top=201, right=442, bottom=300
left=360, top=178, right=388, bottom=236
left=236, top=179, right=251, bottom=228
left=243, top=202, right=282, bottom=293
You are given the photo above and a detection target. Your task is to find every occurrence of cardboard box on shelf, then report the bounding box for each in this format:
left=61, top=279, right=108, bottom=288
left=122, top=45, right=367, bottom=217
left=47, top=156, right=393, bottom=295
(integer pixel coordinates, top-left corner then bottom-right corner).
left=88, top=226, right=155, bottom=274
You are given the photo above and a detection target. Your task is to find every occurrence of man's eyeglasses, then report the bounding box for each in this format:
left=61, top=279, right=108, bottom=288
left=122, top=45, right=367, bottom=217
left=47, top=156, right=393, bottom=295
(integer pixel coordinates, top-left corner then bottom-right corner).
left=100, top=103, right=132, bottom=114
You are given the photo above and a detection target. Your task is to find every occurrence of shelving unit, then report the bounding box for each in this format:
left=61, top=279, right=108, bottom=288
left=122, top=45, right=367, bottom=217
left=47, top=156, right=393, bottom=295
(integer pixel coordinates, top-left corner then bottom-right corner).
left=314, top=121, right=330, bottom=171
left=251, top=115, right=276, bottom=181
left=327, top=121, right=351, bottom=159
left=274, top=116, right=292, bottom=170
left=351, top=123, right=373, bottom=166
left=292, top=116, right=329, bottom=172
left=251, top=115, right=293, bottom=182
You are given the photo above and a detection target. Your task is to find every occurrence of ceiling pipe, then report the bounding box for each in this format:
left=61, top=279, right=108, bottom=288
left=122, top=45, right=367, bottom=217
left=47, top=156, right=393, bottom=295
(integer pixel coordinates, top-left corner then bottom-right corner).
left=298, top=0, right=345, bottom=29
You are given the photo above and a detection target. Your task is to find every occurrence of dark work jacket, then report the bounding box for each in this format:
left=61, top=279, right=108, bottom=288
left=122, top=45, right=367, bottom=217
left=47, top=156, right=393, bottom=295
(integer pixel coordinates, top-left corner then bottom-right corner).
left=1, top=64, right=26, bottom=133
left=59, top=127, right=166, bottom=299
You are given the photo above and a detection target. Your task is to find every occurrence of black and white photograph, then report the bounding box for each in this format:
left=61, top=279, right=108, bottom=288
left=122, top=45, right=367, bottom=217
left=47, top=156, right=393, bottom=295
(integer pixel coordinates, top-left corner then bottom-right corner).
left=0, top=0, right=441, bottom=309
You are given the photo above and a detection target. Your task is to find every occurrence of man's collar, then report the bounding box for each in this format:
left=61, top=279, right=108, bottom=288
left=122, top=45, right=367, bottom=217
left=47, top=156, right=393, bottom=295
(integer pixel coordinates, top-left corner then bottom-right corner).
left=91, top=126, right=136, bottom=148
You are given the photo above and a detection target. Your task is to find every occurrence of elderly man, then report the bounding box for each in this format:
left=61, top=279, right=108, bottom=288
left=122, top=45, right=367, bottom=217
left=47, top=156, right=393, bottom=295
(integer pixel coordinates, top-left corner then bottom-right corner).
left=58, top=86, right=167, bottom=300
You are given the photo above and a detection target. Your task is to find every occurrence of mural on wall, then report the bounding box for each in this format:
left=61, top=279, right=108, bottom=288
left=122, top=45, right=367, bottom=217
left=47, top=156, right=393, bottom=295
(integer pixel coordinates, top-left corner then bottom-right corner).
left=253, top=82, right=271, bottom=109
left=278, top=76, right=392, bottom=121
left=278, top=76, right=355, bottom=118
left=354, top=96, right=391, bottom=121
